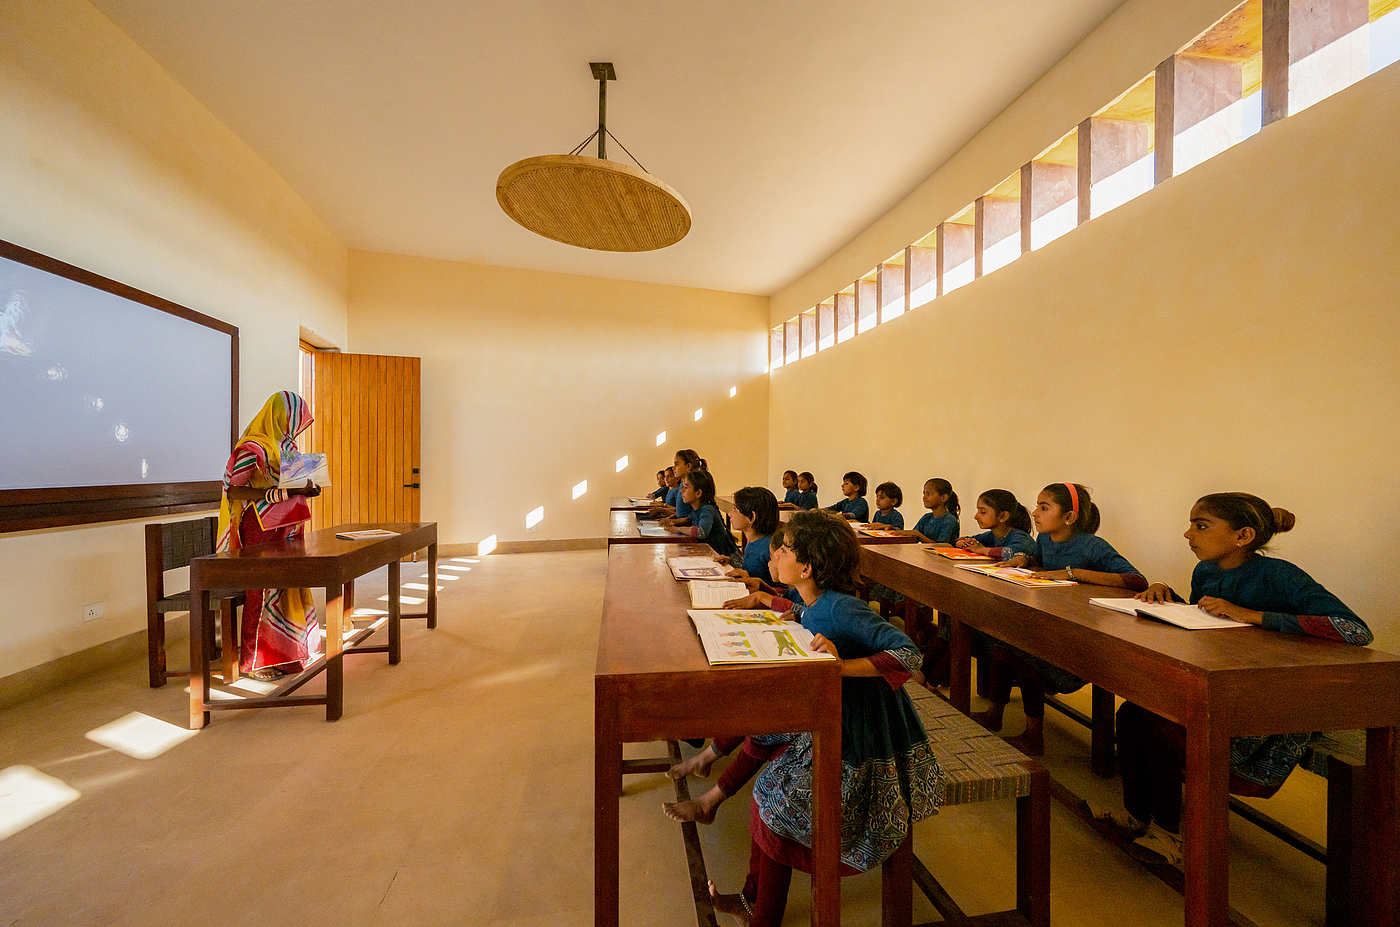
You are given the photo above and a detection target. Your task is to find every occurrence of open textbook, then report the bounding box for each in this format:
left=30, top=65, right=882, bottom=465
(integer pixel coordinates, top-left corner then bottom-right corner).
left=854, top=524, right=903, bottom=538
left=687, top=581, right=750, bottom=608
left=955, top=564, right=1075, bottom=587
left=926, top=546, right=994, bottom=561
left=278, top=450, right=331, bottom=488
left=686, top=610, right=837, bottom=665
left=1090, top=598, right=1253, bottom=630
left=667, top=556, right=729, bottom=580
left=637, top=522, right=672, bottom=538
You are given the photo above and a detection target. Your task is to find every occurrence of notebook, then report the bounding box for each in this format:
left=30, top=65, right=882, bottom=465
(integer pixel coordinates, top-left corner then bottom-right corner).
left=955, top=564, right=1075, bottom=587
left=335, top=529, right=398, bottom=541
left=687, top=581, right=750, bottom=608
left=1089, top=598, right=1252, bottom=630
left=686, top=610, right=837, bottom=665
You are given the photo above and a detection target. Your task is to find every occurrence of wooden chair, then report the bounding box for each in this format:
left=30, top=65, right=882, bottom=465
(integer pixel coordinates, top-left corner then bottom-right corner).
left=145, top=516, right=243, bottom=688
left=882, top=682, right=1051, bottom=927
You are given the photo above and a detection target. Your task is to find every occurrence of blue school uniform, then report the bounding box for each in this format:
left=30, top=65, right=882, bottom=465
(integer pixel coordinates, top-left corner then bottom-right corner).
left=913, top=511, right=959, bottom=544
left=752, top=590, right=943, bottom=871
left=665, top=485, right=682, bottom=509
left=1160, top=555, right=1372, bottom=791
left=967, top=527, right=1036, bottom=560
left=650, top=486, right=668, bottom=500
left=827, top=497, right=870, bottom=521
left=690, top=503, right=737, bottom=557
left=784, top=488, right=801, bottom=505
left=872, top=508, right=904, bottom=529
left=742, top=533, right=777, bottom=587
left=794, top=490, right=819, bottom=510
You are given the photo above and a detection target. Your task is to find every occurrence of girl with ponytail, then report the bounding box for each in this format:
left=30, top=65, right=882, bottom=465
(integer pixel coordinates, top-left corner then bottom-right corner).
left=955, top=489, right=1036, bottom=561
left=903, top=478, right=961, bottom=544
left=1091, top=492, right=1372, bottom=867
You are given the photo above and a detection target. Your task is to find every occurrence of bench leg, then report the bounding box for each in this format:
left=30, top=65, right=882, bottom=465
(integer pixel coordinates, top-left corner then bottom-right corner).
left=881, top=831, right=913, bottom=927
left=1326, top=759, right=1365, bottom=927
left=1091, top=685, right=1116, bottom=778
left=220, top=601, right=239, bottom=684
left=1018, top=763, right=1051, bottom=927
left=147, top=604, right=166, bottom=688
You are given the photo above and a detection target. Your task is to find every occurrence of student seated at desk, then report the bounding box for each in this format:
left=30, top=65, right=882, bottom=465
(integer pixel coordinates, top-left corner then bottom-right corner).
left=652, top=448, right=702, bottom=522
left=718, top=487, right=787, bottom=597
left=870, top=481, right=904, bottom=528
left=825, top=471, right=869, bottom=521
left=975, top=482, right=1147, bottom=755
left=895, top=478, right=960, bottom=544
left=664, top=469, right=737, bottom=558
left=667, top=512, right=944, bottom=927
left=650, top=468, right=670, bottom=500
left=792, top=471, right=819, bottom=510
left=777, top=469, right=801, bottom=508
left=1087, top=492, right=1372, bottom=867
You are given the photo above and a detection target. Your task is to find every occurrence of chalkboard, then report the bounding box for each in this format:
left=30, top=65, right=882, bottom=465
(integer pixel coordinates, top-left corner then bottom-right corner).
left=0, top=239, right=238, bottom=531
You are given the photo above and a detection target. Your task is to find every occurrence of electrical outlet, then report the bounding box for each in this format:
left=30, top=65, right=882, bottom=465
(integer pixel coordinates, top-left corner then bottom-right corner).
left=82, top=602, right=104, bottom=621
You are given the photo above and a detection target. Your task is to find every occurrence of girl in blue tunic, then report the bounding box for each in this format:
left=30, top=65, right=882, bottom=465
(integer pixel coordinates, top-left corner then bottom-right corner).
left=903, top=478, right=961, bottom=544
left=976, top=482, right=1148, bottom=754
left=778, top=470, right=801, bottom=507
left=650, top=448, right=701, bottom=521
left=793, top=471, right=820, bottom=510
left=707, top=511, right=944, bottom=927
left=1093, top=492, right=1372, bottom=866
left=665, top=468, right=738, bottom=558
left=871, top=481, right=905, bottom=528
left=721, top=486, right=785, bottom=594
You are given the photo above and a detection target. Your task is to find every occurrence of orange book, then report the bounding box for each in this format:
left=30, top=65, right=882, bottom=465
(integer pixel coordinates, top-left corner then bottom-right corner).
left=926, top=546, right=994, bottom=561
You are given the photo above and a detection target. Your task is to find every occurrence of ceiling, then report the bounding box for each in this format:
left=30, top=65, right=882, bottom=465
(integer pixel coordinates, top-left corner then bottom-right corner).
left=90, top=0, right=1128, bottom=296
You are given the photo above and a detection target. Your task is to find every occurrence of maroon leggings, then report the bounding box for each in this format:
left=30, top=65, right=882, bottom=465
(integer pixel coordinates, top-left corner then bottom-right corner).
left=712, top=736, right=786, bottom=797
left=741, top=830, right=795, bottom=927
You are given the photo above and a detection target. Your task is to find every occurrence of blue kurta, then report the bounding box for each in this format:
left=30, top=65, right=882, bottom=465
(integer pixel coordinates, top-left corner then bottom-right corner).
left=1186, top=555, right=1372, bottom=789
left=913, top=511, right=959, bottom=544
left=783, top=488, right=801, bottom=505
left=967, top=527, right=1036, bottom=560
left=742, top=534, right=776, bottom=587
left=692, top=503, right=737, bottom=557
left=794, top=490, right=819, bottom=510
left=872, top=508, right=904, bottom=529
left=827, top=497, right=870, bottom=521
left=753, top=591, right=944, bottom=871
left=650, top=486, right=668, bottom=500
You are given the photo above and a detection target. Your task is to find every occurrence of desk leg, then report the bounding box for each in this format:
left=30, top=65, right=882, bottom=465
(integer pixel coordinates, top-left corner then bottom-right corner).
left=1091, top=686, right=1116, bottom=778
left=1364, top=727, right=1397, bottom=927
left=325, top=584, right=344, bottom=721
left=388, top=560, right=401, bottom=665
left=949, top=618, right=972, bottom=715
left=427, top=542, right=438, bottom=629
left=595, top=678, right=621, bottom=927
left=1182, top=708, right=1230, bottom=927
left=188, top=585, right=211, bottom=730
left=811, top=672, right=843, bottom=927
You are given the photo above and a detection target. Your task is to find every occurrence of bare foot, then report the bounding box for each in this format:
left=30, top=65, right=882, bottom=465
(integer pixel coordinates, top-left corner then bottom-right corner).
left=708, top=880, right=752, bottom=927
left=663, top=786, right=724, bottom=824
left=668, top=743, right=718, bottom=780
left=1003, top=731, right=1045, bottom=756
left=970, top=708, right=1004, bottom=732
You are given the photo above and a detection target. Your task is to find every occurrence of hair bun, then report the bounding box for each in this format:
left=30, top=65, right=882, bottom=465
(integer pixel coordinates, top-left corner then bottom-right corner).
left=1272, top=507, right=1296, bottom=533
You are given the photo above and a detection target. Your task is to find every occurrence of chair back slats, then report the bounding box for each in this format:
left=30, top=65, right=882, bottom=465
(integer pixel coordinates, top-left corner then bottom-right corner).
left=161, top=516, right=217, bottom=570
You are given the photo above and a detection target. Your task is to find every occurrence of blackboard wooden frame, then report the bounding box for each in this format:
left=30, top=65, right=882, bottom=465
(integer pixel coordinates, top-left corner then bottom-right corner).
left=0, top=239, right=238, bottom=533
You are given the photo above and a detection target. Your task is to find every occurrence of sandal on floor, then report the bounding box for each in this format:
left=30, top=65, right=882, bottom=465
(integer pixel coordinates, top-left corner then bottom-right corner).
left=246, top=666, right=287, bottom=681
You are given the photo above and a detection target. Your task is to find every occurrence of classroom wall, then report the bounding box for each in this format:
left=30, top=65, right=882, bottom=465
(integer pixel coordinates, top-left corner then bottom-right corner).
left=347, top=251, right=770, bottom=547
left=0, top=0, right=349, bottom=681
left=768, top=42, right=1400, bottom=648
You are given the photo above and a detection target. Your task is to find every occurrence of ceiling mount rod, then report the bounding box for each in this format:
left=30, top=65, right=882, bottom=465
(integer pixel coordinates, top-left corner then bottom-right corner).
left=590, top=62, right=616, bottom=160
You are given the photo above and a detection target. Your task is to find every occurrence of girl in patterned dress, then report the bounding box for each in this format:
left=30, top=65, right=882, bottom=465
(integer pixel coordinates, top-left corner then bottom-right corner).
left=1093, top=492, right=1372, bottom=866
left=217, top=391, right=322, bottom=679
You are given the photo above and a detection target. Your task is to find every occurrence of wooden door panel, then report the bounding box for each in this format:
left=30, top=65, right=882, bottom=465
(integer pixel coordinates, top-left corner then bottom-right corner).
left=305, top=351, right=420, bottom=534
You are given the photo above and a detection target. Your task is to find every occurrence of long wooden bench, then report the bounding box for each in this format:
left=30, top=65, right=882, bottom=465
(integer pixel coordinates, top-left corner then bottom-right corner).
left=882, top=683, right=1050, bottom=927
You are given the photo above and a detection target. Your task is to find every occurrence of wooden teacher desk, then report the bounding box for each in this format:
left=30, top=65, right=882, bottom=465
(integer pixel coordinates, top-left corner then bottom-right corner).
left=859, top=544, right=1400, bottom=927
left=187, top=522, right=438, bottom=730
left=596, top=543, right=845, bottom=926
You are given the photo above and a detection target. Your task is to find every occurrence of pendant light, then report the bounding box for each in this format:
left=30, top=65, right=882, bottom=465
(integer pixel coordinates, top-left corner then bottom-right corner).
left=496, top=62, right=692, bottom=252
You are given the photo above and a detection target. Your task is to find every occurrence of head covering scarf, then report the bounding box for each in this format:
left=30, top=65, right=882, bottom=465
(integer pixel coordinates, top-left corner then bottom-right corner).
left=217, top=391, right=313, bottom=553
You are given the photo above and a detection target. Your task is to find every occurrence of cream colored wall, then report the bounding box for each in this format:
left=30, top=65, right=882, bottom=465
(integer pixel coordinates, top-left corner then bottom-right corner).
left=769, top=58, right=1400, bottom=651
left=347, top=252, right=770, bottom=547
left=0, top=0, right=349, bottom=679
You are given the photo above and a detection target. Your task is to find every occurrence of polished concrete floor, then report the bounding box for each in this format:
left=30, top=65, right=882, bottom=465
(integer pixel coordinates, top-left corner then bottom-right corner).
left=0, top=550, right=1332, bottom=926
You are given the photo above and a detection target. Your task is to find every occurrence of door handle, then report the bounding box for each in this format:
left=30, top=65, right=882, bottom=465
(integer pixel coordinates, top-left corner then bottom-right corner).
left=403, top=483, right=420, bottom=489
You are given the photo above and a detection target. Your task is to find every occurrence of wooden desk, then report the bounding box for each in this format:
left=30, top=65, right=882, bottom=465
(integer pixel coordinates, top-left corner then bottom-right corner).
left=859, top=544, right=1400, bottom=927
left=607, top=509, right=693, bottom=545
left=609, top=495, right=657, bottom=510
left=187, top=522, right=438, bottom=729
left=596, top=543, right=845, bottom=926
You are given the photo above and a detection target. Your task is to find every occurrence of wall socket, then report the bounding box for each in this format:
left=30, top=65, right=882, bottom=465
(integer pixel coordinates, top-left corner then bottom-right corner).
left=82, top=602, right=104, bottom=621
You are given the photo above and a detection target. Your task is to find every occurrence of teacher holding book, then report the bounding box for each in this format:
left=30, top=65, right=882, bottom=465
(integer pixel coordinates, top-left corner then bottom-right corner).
left=217, top=390, right=322, bottom=680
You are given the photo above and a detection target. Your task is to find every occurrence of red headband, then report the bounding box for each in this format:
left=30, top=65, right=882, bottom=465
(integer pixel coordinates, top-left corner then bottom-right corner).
left=1063, top=482, right=1079, bottom=518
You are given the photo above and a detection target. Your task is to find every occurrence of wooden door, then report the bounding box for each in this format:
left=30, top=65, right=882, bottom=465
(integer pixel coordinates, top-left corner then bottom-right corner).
left=300, top=352, right=420, bottom=533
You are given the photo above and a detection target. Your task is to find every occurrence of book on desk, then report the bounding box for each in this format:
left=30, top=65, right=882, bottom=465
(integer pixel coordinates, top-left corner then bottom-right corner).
left=686, top=609, right=836, bottom=665
left=925, top=546, right=994, bottom=561
left=667, top=556, right=728, bottom=580
left=1090, top=598, right=1253, bottom=630
left=687, top=580, right=749, bottom=608
left=956, top=564, right=1075, bottom=586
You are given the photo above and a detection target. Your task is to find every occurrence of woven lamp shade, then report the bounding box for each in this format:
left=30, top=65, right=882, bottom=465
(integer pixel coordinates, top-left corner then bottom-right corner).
left=496, top=154, right=692, bottom=252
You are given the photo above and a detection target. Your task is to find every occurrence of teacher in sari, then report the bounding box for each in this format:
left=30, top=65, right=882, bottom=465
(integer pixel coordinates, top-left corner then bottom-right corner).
left=217, top=390, right=322, bottom=680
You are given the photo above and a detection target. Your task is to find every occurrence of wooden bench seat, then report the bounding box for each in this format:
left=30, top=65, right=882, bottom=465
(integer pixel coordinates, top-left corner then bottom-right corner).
left=883, top=683, right=1050, bottom=927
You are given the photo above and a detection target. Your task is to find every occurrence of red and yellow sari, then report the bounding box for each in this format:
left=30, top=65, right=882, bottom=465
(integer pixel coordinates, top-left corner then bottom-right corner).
left=217, top=391, right=319, bottom=673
